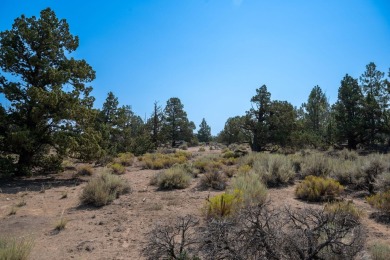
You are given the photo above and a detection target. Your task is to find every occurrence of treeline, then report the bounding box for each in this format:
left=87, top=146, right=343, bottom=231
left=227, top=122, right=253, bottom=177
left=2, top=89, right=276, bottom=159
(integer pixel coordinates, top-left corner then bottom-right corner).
left=217, top=63, right=390, bottom=152
left=0, top=8, right=211, bottom=177
left=0, top=8, right=389, bottom=177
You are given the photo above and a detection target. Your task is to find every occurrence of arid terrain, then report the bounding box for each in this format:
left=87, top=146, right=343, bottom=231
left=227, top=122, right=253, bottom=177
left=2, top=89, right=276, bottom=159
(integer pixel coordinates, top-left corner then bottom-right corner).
left=1, top=147, right=390, bottom=260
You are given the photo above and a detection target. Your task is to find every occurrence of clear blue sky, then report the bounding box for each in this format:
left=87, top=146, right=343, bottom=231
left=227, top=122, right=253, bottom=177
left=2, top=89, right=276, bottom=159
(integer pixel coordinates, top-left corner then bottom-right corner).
left=1, top=0, right=390, bottom=135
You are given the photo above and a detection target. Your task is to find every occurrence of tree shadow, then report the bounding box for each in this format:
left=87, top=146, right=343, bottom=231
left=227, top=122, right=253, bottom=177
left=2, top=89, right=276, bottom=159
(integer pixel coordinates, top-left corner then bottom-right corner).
left=0, top=176, right=86, bottom=194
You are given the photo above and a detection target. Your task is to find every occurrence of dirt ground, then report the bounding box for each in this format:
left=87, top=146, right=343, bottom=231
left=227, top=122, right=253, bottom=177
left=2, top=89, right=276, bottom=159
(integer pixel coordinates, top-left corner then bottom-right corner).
left=1, top=147, right=389, bottom=259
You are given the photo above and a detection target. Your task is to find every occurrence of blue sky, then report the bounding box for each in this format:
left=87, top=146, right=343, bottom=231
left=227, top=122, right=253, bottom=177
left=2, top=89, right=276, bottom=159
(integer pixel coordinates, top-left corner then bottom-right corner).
left=1, top=0, right=390, bottom=135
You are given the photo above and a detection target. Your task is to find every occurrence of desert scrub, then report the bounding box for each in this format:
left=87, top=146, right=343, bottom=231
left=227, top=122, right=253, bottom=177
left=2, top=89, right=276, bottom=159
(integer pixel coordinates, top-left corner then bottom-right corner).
left=366, top=190, right=390, bottom=214
left=77, top=165, right=94, bottom=176
left=230, top=173, right=267, bottom=206
left=295, top=175, right=344, bottom=202
left=198, top=147, right=206, bottom=152
left=193, top=155, right=223, bottom=173
left=114, top=152, right=134, bottom=166
left=199, top=171, right=227, bottom=190
left=250, top=154, right=295, bottom=187
left=110, top=163, right=126, bottom=175
left=300, top=153, right=333, bottom=178
left=80, top=171, right=131, bottom=207
left=362, top=154, right=389, bottom=194
left=151, top=165, right=192, bottom=190
left=324, top=201, right=363, bottom=220
left=0, top=236, right=33, bottom=260
left=222, top=150, right=235, bottom=159
left=331, top=159, right=363, bottom=186
left=369, top=242, right=390, bottom=260
left=140, top=151, right=191, bottom=170
left=203, top=190, right=242, bottom=219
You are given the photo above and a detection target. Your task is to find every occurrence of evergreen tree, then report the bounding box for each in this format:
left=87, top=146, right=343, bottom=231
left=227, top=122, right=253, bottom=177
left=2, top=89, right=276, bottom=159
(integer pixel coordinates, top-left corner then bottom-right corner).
left=302, top=85, right=330, bottom=147
left=334, top=74, right=364, bottom=149
left=197, top=118, right=212, bottom=143
left=0, top=8, right=97, bottom=175
left=268, top=100, right=296, bottom=146
left=360, top=62, right=387, bottom=145
left=163, top=97, right=195, bottom=146
left=146, top=101, right=164, bottom=149
left=245, top=85, right=271, bottom=151
left=217, top=116, right=248, bottom=145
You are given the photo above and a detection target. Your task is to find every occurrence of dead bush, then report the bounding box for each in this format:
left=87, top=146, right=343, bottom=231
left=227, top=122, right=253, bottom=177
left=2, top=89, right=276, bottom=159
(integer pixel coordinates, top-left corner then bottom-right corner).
left=142, top=215, right=199, bottom=260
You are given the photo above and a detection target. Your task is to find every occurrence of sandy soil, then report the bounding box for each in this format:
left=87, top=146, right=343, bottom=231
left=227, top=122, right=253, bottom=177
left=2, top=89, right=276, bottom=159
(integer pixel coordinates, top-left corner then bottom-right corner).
left=1, top=147, right=389, bottom=259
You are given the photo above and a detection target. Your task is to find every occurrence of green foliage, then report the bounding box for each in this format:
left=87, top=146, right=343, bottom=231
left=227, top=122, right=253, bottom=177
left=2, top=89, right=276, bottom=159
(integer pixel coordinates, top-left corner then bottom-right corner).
left=80, top=171, right=131, bottom=207
left=203, top=190, right=242, bottom=219
left=163, top=97, right=195, bottom=147
left=0, top=8, right=99, bottom=175
left=245, top=85, right=271, bottom=151
left=0, top=236, right=33, bottom=260
left=302, top=85, right=330, bottom=146
left=217, top=116, right=249, bottom=145
left=197, top=118, right=212, bottom=143
left=367, top=190, right=390, bottom=214
left=230, top=174, right=268, bottom=206
left=151, top=165, right=192, bottom=190
left=295, top=175, right=344, bottom=202
left=369, top=242, right=390, bottom=260
left=334, top=75, right=364, bottom=149
left=199, top=171, right=227, bottom=190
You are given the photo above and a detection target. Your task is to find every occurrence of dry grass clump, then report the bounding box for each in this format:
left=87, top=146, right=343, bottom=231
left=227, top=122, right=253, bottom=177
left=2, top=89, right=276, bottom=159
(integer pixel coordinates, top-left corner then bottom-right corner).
left=114, top=152, right=134, bottom=166
left=54, top=217, right=68, bottom=231
left=245, top=153, right=295, bottom=187
left=199, top=171, right=227, bottom=190
left=0, top=236, right=33, bottom=260
left=80, top=171, right=131, bottom=207
left=139, top=151, right=192, bottom=170
left=369, top=242, right=390, bottom=260
left=150, top=165, right=192, bottom=190
left=366, top=189, right=390, bottom=214
left=77, top=165, right=94, bottom=176
left=230, top=173, right=267, bottom=206
left=61, top=159, right=76, bottom=170
left=295, top=175, right=344, bottom=202
left=110, top=163, right=126, bottom=175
